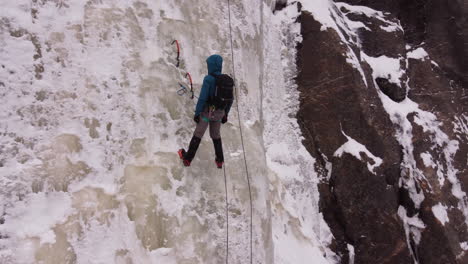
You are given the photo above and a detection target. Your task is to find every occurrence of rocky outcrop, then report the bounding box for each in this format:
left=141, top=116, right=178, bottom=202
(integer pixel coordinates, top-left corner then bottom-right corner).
left=296, top=0, right=467, bottom=263
left=344, top=0, right=468, bottom=87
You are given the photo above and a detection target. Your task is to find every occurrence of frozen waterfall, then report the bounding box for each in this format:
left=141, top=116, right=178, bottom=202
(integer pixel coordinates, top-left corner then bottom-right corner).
left=0, top=0, right=334, bottom=263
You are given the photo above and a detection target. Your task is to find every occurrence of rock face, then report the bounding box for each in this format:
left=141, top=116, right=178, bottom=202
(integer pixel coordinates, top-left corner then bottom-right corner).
left=296, top=0, right=467, bottom=263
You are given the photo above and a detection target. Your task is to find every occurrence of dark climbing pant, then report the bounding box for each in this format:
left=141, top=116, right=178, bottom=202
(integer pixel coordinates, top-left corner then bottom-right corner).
left=184, top=136, right=201, bottom=162
left=185, top=108, right=225, bottom=162
left=193, top=109, right=225, bottom=139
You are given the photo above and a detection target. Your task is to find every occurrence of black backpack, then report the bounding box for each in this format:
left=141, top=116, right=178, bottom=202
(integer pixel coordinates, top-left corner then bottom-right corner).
left=210, top=74, right=234, bottom=109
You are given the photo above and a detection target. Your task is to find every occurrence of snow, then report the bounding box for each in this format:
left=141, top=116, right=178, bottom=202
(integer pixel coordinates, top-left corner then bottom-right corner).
left=347, top=244, right=355, bottom=264
left=300, top=0, right=368, bottom=86
left=303, top=1, right=403, bottom=89
left=262, top=2, right=335, bottom=263
left=300, top=0, right=337, bottom=31
left=431, top=60, right=440, bottom=67
left=331, top=0, right=467, bottom=253
left=380, top=24, right=400, bottom=32
left=360, top=50, right=468, bottom=224
left=420, top=152, right=436, bottom=168
left=360, top=26, right=468, bottom=247
left=346, top=19, right=371, bottom=31
left=335, top=2, right=402, bottom=32
left=361, top=53, right=404, bottom=85
left=334, top=131, right=383, bottom=174
left=432, top=203, right=449, bottom=225
left=453, top=115, right=468, bottom=140
left=273, top=222, right=330, bottom=264
left=335, top=2, right=384, bottom=17
left=398, top=206, right=425, bottom=246
left=407, top=47, right=429, bottom=60
left=360, top=47, right=468, bottom=219
left=461, top=242, right=468, bottom=250
left=0, top=192, right=73, bottom=245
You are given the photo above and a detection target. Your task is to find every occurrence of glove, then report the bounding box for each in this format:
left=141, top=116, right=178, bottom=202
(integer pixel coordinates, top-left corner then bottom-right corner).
left=194, top=115, right=200, bottom=123
left=221, top=115, right=227, bottom=124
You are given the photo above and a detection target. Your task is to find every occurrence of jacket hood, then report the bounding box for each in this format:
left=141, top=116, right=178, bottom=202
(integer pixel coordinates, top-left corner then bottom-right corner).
left=206, top=54, right=223, bottom=75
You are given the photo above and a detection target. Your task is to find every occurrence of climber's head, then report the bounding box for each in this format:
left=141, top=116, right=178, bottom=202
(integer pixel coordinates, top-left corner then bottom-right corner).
left=206, top=54, right=223, bottom=75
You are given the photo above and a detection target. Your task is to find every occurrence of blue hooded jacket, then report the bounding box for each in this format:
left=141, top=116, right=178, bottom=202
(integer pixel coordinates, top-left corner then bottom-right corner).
left=195, top=54, right=233, bottom=117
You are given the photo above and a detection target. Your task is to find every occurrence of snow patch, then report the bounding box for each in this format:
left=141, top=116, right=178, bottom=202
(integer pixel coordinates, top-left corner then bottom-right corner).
left=335, top=2, right=402, bottom=32
left=335, top=2, right=385, bottom=17
left=420, top=152, right=435, bottom=168
left=407, top=47, right=429, bottom=60
left=361, top=53, right=403, bottom=85
left=432, top=203, right=449, bottom=225
left=0, top=192, right=73, bottom=244
left=300, top=0, right=368, bottom=86
left=266, top=142, right=302, bottom=180
left=300, top=0, right=338, bottom=31
left=380, top=24, right=399, bottom=32
left=453, top=115, right=468, bottom=140
left=431, top=60, right=440, bottom=67
left=398, top=206, right=425, bottom=246
left=334, top=131, right=383, bottom=174
left=461, top=242, right=468, bottom=250
left=347, top=244, right=355, bottom=264
left=273, top=227, right=331, bottom=264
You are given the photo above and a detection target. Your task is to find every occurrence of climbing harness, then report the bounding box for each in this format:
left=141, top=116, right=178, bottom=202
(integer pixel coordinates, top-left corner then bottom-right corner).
left=171, top=40, right=180, bottom=67
left=208, top=105, right=216, bottom=119
left=226, top=0, right=254, bottom=263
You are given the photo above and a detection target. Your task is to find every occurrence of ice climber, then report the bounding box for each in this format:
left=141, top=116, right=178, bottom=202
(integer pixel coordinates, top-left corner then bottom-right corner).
left=178, top=54, right=234, bottom=169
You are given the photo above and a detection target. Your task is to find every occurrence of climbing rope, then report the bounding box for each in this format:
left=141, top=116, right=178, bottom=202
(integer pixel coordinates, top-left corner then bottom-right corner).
left=223, top=166, right=229, bottom=264
left=226, top=0, right=254, bottom=263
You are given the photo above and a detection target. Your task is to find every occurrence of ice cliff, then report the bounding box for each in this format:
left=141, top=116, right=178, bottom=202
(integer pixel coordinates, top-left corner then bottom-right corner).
left=0, top=0, right=333, bottom=263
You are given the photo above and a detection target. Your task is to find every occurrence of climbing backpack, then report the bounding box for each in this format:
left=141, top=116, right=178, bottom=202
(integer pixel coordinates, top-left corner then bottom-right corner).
left=210, top=74, right=234, bottom=109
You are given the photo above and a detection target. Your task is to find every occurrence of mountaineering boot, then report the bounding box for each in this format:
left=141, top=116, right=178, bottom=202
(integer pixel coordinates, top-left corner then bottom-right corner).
left=215, top=160, right=223, bottom=169
left=213, top=138, right=224, bottom=169
left=178, top=149, right=191, bottom=166
left=184, top=136, right=202, bottom=163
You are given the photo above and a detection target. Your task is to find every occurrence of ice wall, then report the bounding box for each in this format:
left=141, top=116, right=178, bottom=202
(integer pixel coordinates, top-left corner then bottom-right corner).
left=0, top=0, right=333, bottom=263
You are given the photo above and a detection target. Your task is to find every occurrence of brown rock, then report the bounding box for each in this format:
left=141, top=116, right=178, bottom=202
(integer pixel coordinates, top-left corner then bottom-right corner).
left=297, top=11, right=412, bottom=263
left=296, top=1, right=467, bottom=262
